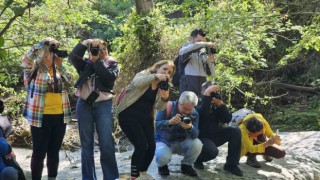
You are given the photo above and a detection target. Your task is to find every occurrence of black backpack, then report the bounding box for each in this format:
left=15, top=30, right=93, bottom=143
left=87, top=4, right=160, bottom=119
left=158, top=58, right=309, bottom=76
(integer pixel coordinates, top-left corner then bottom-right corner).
left=172, top=55, right=190, bottom=88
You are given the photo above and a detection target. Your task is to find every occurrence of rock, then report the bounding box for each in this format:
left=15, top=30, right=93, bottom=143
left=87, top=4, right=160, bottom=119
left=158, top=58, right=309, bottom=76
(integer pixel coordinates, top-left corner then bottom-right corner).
left=13, top=131, right=320, bottom=180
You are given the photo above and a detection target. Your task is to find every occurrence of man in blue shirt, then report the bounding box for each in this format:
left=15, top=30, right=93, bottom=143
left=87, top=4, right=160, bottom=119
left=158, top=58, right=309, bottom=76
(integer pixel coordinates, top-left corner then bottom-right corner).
left=155, top=91, right=202, bottom=177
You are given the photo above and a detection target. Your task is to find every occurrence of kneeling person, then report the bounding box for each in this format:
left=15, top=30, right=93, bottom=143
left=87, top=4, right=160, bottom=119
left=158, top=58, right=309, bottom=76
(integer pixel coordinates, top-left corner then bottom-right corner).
left=155, top=91, right=202, bottom=177
left=240, top=114, right=286, bottom=168
left=195, top=82, right=243, bottom=176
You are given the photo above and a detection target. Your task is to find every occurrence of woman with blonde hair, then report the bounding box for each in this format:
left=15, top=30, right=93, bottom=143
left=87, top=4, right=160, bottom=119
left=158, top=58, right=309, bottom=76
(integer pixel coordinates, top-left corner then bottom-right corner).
left=117, top=60, right=175, bottom=179
left=22, top=37, right=73, bottom=180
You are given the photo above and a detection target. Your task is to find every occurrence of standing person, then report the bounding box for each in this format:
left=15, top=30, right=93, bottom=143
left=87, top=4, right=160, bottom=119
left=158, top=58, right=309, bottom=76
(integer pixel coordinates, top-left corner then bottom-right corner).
left=69, top=39, right=119, bottom=180
left=155, top=91, right=202, bottom=177
left=240, top=114, right=286, bottom=168
left=178, top=28, right=216, bottom=97
left=22, top=38, right=73, bottom=180
left=116, top=60, right=175, bottom=179
left=194, top=82, right=243, bottom=176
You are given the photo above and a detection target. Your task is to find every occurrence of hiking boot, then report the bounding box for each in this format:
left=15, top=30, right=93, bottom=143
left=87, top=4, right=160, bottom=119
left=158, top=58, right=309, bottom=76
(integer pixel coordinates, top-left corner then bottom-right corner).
left=263, top=155, right=273, bottom=162
left=246, top=155, right=261, bottom=168
left=136, top=172, right=154, bottom=180
left=158, top=165, right=170, bottom=176
left=181, top=164, right=197, bottom=176
left=223, top=164, right=243, bottom=177
left=194, top=161, right=204, bottom=169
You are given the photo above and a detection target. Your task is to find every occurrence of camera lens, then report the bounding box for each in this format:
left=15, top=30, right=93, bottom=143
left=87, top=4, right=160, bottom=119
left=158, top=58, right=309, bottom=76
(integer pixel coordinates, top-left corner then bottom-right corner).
left=90, top=48, right=100, bottom=56
left=182, top=116, right=192, bottom=124
left=158, top=81, right=169, bottom=91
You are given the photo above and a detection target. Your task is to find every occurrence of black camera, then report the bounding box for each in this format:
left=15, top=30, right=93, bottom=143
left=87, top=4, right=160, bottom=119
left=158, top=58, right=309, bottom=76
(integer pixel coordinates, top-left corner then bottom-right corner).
left=207, top=47, right=218, bottom=54
left=49, top=45, right=68, bottom=58
left=89, top=44, right=100, bottom=56
left=211, top=92, right=222, bottom=100
left=158, top=81, right=169, bottom=91
left=181, top=115, right=195, bottom=124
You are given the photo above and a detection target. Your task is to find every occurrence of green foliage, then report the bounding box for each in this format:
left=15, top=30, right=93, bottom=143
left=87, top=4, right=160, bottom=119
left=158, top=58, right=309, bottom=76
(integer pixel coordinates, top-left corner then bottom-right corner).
left=113, top=9, right=166, bottom=83
left=270, top=98, right=320, bottom=131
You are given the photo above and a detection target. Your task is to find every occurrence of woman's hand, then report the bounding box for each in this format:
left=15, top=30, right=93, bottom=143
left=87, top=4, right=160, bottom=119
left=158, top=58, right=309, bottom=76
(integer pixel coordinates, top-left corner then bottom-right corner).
left=55, top=55, right=63, bottom=68
left=155, top=74, right=169, bottom=82
left=264, top=136, right=279, bottom=148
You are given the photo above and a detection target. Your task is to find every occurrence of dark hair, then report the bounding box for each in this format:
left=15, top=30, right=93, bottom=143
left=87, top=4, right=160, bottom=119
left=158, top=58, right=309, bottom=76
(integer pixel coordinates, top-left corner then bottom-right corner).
left=0, top=100, right=4, bottom=113
left=190, top=28, right=206, bottom=38
left=246, top=117, right=263, bottom=133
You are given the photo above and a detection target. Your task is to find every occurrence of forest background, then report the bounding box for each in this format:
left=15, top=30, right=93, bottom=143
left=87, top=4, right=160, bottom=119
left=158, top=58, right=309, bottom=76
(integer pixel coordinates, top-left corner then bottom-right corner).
left=1, top=0, right=320, bottom=149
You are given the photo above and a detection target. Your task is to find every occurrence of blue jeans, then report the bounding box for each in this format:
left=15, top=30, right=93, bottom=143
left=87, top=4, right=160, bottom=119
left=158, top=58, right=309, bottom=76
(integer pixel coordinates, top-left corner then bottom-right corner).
left=155, top=138, right=202, bottom=167
left=77, top=98, right=119, bottom=180
left=0, top=167, right=18, bottom=180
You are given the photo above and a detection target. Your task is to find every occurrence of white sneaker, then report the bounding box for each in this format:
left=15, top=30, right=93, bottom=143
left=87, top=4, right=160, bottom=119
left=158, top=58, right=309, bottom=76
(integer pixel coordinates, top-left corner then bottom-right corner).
left=136, top=172, right=154, bottom=180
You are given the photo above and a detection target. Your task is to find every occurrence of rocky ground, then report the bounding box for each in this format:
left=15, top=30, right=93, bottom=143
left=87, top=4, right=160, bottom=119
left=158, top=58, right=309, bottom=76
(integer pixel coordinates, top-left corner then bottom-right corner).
left=13, top=131, right=320, bottom=180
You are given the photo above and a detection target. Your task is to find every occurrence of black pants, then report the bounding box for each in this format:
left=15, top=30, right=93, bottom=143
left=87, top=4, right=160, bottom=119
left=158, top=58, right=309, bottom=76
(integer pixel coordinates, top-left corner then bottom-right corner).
left=31, top=114, right=66, bottom=180
left=247, top=134, right=286, bottom=158
left=196, top=126, right=241, bottom=166
left=118, top=113, right=155, bottom=176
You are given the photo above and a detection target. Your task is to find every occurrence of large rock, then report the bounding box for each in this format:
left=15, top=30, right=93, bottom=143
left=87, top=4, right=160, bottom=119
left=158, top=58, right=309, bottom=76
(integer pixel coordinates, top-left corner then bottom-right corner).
left=13, top=131, right=320, bottom=180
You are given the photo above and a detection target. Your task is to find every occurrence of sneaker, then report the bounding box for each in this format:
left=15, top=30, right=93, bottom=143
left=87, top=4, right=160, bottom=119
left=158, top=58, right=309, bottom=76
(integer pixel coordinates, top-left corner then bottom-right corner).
left=181, top=164, right=197, bottom=176
left=194, top=161, right=204, bottom=169
left=263, top=155, right=273, bottom=162
left=246, top=156, right=261, bottom=168
left=223, top=164, right=243, bottom=177
left=158, top=165, right=170, bottom=176
left=136, top=172, right=154, bottom=180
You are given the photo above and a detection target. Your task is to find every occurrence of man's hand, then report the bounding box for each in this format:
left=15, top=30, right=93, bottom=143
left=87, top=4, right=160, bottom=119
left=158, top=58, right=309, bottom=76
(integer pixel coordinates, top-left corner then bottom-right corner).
left=180, top=121, right=192, bottom=130
left=168, top=114, right=182, bottom=125
left=212, top=98, right=224, bottom=107
left=203, top=85, right=220, bottom=96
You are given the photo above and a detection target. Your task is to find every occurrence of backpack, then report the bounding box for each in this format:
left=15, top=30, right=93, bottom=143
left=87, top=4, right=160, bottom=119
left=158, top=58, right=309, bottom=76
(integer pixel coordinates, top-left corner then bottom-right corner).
left=172, top=55, right=190, bottom=88
left=229, top=108, right=255, bottom=126
left=116, top=88, right=126, bottom=106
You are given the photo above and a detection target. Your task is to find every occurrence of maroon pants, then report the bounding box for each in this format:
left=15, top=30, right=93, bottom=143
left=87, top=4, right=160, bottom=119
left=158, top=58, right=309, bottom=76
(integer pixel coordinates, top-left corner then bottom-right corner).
left=248, top=134, right=286, bottom=159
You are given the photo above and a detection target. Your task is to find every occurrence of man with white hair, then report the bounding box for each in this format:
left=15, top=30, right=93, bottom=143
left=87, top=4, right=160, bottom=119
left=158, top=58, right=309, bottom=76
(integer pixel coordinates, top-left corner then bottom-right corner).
left=155, top=91, right=203, bottom=177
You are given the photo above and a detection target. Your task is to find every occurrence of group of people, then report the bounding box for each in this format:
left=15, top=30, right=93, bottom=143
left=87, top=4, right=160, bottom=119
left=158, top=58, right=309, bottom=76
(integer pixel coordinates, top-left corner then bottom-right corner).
left=117, top=28, right=286, bottom=179
left=0, top=28, right=285, bottom=180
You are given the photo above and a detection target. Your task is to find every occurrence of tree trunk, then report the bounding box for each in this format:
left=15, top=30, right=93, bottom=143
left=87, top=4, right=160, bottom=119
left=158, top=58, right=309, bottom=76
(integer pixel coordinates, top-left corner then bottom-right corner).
left=135, top=0, right=154, bottom=15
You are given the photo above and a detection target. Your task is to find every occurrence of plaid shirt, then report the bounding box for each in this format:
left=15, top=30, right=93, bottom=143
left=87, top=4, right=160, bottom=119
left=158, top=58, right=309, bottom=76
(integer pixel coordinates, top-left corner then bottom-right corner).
left=22, top=47, right=73, bottom=127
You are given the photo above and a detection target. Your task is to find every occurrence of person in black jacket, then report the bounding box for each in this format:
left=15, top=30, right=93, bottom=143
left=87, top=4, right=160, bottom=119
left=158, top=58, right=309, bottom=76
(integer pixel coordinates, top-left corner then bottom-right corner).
left=195, top=82, right=243, bottom=176
left=69, top=39, right=119, bottom=180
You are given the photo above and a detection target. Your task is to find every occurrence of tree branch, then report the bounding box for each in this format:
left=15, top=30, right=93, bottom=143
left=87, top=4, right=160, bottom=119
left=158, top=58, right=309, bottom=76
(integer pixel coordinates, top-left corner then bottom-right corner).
left=255, top=81, right=320, bottom=93
left=235, top=87, right=289, bottom=100
left=0, top=1, right=43, bottom=37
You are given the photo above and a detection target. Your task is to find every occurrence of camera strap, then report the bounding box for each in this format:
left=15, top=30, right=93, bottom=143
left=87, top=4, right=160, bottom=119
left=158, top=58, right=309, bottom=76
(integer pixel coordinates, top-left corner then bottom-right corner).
left=52, top=54, right=59, bottom=93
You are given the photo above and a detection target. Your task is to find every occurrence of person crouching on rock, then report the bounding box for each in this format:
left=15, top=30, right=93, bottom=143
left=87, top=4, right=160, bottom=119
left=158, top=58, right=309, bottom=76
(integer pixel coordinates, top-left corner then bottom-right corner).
left=154, top=91, right=202, bottom=177
left=239, top=114, right=286, bottom=168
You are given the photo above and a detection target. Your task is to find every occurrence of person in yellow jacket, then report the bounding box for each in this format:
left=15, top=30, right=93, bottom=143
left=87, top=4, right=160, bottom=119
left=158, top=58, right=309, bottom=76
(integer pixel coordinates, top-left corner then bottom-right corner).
left=239, top=113, right=286, bottom=168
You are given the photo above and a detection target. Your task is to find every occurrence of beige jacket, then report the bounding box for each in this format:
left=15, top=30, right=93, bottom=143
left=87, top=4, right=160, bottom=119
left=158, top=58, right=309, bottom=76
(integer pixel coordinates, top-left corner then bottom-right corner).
left=116, top=70, right=167, bottom=117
